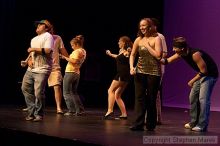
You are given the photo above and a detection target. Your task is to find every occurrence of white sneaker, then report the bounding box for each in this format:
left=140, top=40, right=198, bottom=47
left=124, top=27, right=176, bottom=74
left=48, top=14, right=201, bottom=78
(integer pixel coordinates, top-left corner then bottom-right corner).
left=184, top=123, right=192, bottom=129
left=64, top=112, right=73, bottom=116
left=192, top=126, right=202, bottom=132
left=22, top=108, right=28, bottom=112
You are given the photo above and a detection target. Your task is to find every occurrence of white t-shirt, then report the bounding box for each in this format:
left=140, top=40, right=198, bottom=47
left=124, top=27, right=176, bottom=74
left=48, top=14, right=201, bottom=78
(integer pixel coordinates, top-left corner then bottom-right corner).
left=51, top=35, right=65, bottom=71
left=28, top=32, right=54, bottom=74
left=158, top=33, right=167, bottom=76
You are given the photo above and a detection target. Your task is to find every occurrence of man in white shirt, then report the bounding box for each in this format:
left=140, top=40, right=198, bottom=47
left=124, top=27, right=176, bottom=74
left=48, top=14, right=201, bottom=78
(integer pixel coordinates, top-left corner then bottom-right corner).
left=21, top=19, right=54, bottom=122
left=151, top=18, right=168, bottom=125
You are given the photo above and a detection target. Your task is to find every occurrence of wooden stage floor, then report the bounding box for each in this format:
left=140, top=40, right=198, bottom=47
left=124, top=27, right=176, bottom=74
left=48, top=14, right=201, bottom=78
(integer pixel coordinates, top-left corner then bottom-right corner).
left=0, top=105, right=219, bottom=146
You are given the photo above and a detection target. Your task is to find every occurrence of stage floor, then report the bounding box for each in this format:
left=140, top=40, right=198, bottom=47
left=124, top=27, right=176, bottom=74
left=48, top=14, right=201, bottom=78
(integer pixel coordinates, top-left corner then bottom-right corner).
left=0, top=105, right=219, bottom=146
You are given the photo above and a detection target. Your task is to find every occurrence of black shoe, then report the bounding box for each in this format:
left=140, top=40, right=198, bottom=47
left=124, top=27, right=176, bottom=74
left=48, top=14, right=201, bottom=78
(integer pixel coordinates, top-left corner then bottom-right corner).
left=156, top=121, right=162, bottom=125
left=103, top=112, right=114, bottom=120
left=57, top=110, right=64, bottom=114
left=146, top=125, right=155, bottom=131
left=129, top=126, right=144, bottom=131
left=74, top=111, right=86, bottom=116
left=147, top=128, right=155, bottom=131
left=115, top=116, right=127, bottom=120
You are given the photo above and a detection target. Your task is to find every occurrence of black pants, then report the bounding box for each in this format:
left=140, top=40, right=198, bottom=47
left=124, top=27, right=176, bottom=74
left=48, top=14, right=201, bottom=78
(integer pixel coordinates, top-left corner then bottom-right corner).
left=133, top=73, right=161, bottom=130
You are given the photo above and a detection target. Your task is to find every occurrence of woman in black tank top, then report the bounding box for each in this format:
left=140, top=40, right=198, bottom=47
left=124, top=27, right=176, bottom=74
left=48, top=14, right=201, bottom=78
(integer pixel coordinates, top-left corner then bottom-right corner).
left=104, top=36, right=133, bottom=120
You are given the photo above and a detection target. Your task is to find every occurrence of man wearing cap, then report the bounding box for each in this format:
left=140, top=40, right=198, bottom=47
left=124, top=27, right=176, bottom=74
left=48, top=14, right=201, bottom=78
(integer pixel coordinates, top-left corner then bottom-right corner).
left=160, top=36, right=218, bottom=132
left=21, top=19, right=54, bottom=122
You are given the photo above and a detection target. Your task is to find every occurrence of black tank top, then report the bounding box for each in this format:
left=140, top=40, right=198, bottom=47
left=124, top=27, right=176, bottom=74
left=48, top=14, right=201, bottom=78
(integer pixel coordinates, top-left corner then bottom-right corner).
left=181, top=48, right=218, bottom=78
left=116, top=53, right=130, bottom=74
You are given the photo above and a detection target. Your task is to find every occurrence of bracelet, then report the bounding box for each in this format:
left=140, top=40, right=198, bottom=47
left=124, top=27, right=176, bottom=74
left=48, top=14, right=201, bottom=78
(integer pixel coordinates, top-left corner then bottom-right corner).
left=160, top=58, right=168, bottom=65
left=41, top=48, right=46, bottom=55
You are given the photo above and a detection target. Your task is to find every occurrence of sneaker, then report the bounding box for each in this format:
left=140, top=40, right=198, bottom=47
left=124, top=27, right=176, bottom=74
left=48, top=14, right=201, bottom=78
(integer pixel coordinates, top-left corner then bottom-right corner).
left=25, top=116, right=34, bottom=121
left=184, top=123, right=192, bottom=129
left=192, top=126, right=204, bottom=132
left=33, top=116, right=43, bottom=122
left=22, top=108, right=29, bottom=112
left=64, top=112, right=74, bottom=116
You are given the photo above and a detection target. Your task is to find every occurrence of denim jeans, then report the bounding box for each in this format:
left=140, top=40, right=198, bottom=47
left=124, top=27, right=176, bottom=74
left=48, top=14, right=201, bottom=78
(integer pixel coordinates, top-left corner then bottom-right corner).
left=21, top=70, right=49, bottom=117
left=189, top=76, right=217, bottom=130
left=63, top=72, right=84, bottom=113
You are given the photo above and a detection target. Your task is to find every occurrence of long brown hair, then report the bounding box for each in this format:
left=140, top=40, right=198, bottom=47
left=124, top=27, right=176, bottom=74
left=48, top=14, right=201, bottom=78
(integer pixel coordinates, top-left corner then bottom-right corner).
left=119, top=36, right=133, bottom=49
left=137, top=18, right=157, bottom=38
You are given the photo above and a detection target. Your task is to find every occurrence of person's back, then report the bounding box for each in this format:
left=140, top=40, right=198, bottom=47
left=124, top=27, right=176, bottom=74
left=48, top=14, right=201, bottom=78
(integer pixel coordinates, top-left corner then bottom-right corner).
left=151, top=18, right=168, bottom=125
left=51, top=35, right=64, bottom=70
left=181, top=48, right=218, bottom=78
left=48, top=33, right=69, bottom=114
left=156, top=32, right=167, bottom=124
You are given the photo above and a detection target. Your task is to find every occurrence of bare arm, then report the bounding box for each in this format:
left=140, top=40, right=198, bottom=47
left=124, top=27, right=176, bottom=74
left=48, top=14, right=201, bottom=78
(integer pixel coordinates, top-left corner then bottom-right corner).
left=106, top=50, right=118, bottom=58
left=160, top=53, right=180, bottom=64
left=60, top=49, right=82, bottom=64
left=129, top=37, right=140, bottom=75
left=21, top=53, right=32, bottom=68
left=61, top=56, right=79, bottom=64
left=188, top=52, right=207, bottom=87
left=161, top=35, right=168, bottom=58
left=60, top=47, right=69, bottom=57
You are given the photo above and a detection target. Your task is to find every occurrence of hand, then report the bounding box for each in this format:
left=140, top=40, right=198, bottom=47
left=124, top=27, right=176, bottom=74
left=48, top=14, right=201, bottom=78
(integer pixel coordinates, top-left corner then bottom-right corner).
left=127, top=47, right=132, bottom=53
left=27, top=47, right=34, bottom=53
left=130, top=67, right=136, bottom=75
left=143, top=41, right=151, bottom=50
left=27, top=58, right=33, bottom=68
left=59, top=54, right=66, bottom=59
left=160, top=58, right=165, bottom=64
left=106, top=50, right=111, bottom=55
left=21, top=61, right=27, bottom=67
left=188, top=80, right=194, bottom=87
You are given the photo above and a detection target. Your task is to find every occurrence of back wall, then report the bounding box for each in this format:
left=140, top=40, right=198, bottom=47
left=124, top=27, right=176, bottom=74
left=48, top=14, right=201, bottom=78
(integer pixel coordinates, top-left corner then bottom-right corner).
left=163, top=0, right=220, bottom=111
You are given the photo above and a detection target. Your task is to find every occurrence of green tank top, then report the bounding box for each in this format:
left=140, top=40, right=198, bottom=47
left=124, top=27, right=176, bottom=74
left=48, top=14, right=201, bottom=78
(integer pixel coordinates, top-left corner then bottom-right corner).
left=136, top=46, right=161, bottom=76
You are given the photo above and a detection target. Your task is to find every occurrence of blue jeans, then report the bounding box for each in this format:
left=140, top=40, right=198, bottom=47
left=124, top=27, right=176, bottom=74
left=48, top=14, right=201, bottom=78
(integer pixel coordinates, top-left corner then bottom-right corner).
left=21, top=70, right=49, bottom=117
left=189, top=76, right=217, bottom=130
left=63, top=72, right=84, bottom=113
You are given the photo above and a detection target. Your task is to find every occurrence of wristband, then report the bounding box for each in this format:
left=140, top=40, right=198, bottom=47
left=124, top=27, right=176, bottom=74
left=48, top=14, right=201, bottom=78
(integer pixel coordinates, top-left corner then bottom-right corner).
left=161, top=58, right=168, bottom=65
left=198, top=72, right=206, bottom=77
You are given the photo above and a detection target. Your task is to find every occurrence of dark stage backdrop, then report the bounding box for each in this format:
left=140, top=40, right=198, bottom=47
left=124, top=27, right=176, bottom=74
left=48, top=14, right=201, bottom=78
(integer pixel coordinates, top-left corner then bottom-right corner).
left=0, top=0, right=164, bottom=108
left=163, top=0, right=220, bottom=111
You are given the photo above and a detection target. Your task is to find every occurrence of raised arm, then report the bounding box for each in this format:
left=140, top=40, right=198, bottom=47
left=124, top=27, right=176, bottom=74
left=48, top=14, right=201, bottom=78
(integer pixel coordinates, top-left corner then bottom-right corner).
left=106, top=50, right=118, bottom=58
